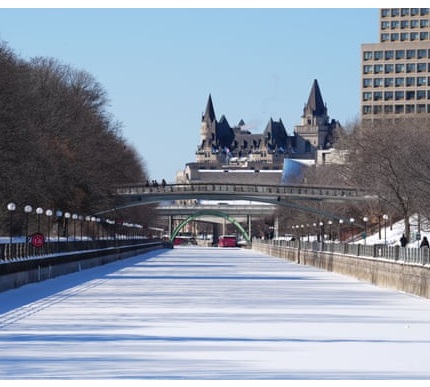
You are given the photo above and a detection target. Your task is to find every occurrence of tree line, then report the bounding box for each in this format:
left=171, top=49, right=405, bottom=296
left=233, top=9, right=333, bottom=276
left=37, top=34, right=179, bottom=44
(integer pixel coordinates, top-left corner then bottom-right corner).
left=0, top=41, right=156, bottom=238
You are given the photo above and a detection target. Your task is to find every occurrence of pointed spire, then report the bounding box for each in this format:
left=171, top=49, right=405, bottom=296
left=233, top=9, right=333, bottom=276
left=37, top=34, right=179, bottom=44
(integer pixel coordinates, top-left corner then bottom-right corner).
left=305, top=79, right=326, bottom=116
left=203, top=93, right=216, bottom=123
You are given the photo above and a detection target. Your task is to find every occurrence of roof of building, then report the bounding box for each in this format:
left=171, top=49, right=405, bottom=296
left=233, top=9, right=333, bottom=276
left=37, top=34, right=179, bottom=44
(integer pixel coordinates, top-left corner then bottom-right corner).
left=304, top=79, right=326, bottom=117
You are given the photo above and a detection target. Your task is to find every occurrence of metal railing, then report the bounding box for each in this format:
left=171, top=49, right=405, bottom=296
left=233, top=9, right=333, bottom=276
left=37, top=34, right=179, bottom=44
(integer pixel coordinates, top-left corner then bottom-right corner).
left=0, top=238, right=159, bottom=263
left=254, top=238, right=430, bottom=266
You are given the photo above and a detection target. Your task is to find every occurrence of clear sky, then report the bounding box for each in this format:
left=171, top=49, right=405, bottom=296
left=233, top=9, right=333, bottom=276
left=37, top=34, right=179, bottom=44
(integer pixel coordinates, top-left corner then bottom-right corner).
left=0, top=5, right=382, bottom=182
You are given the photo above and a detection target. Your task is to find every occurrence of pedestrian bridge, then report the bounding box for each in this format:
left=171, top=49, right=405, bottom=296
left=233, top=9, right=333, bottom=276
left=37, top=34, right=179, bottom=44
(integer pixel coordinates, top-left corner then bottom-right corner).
left=112, top=182, right=375, bottom=209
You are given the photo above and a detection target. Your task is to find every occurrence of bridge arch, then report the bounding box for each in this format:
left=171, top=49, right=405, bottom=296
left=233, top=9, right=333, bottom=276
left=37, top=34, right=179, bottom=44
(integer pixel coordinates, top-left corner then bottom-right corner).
left=171, top=209, right=250, bottom=242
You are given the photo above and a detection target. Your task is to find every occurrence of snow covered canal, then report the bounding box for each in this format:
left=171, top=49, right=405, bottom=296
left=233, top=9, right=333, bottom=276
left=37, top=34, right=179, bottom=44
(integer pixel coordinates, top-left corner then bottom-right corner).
left=0, top=245, right=430, bottom=380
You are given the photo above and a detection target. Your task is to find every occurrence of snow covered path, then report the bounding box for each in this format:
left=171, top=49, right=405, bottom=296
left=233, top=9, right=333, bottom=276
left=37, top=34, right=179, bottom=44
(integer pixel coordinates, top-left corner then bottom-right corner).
left=0, top=246, right=430, bottom=380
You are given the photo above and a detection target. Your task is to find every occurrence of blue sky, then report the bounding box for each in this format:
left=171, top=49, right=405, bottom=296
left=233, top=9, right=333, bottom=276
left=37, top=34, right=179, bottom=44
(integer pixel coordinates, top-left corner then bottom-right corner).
left=0, top=6, right=380, bottom=182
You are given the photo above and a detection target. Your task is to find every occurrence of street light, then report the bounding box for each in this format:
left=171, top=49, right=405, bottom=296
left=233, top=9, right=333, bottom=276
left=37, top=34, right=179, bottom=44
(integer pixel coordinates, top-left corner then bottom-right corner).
left=24, top=205, right=32, bottom=240
left=319, top=221, right=324, bottom=242
left=363, top=216, right=369, bottom=245
left=349, top=218, right=355, bottom=242
left=72, top=214, right=78, bottom=240
left=7, top=202, right=16, bottom=245
left=383, top=214, right=389, bottom=245
left=56, top=210, right=63, bottom=243
left=45, top=209, right=53, bottom=241
left=36, top=207, right=43, bottom=233
left=328, top=220, right=333, bottom=241
left=64, top=212, right=71, bottom=242
left=339, top=219, right=344, bottom=242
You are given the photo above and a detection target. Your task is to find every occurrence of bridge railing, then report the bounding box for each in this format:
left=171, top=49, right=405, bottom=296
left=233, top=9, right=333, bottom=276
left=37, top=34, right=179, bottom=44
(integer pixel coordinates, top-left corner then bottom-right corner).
left=255, top=238, right=430, bottom=266
left=115, top=183, right=371, bottom=200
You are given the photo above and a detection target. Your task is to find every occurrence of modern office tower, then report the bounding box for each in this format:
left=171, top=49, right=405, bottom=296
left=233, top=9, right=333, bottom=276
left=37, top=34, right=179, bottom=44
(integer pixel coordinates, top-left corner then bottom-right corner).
left=361, top=8, right=430, bottom=124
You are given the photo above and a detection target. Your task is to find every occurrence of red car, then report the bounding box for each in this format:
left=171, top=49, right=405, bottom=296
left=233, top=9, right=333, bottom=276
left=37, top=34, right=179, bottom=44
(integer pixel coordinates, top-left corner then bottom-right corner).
left=218, top=235, right=237, bottom=247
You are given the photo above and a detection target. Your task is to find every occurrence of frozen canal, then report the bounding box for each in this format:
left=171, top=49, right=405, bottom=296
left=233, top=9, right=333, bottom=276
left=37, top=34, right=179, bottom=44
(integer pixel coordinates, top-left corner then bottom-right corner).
left=1, top=246, right=430, bottom=380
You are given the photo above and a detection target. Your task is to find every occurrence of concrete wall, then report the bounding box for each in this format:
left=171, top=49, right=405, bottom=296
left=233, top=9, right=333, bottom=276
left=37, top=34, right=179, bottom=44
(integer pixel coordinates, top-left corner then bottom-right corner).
left=0, top=242, right=171, bottom=293
left=252, top=241, right=430, bottom=299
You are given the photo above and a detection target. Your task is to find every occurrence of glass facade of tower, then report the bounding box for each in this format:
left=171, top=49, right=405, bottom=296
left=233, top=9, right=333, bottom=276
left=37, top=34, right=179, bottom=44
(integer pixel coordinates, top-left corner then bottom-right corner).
left=361, top=8, right=430, bottom=121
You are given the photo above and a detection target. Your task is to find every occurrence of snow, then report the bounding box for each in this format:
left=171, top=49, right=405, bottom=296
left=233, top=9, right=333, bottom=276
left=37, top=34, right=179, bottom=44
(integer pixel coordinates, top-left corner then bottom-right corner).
left=1, top=245, right=430, bottom=381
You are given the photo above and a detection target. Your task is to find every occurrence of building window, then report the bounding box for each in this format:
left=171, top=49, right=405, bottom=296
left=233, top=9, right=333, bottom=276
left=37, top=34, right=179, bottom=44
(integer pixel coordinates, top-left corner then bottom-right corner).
left=407, top=50, right=416, bottom=59
left=381, top=21, right=390, bottom=29
left=417, top=104, right=426, bottom=113
left=391, top=8, right=399, bottom=17
left=381, top=9, right=389, bottom=17
left=384, top=91, right=393, bottom=100
left=411, top=20, right=419, bottom=29
left=395, top=105, right=404, bottom=114
left=384, top=105, right=394, bottom=113
left=374, top=51, right=383, bottom=60
left=411, top=8, right=419, bottom=16
left=417, top=63, right=426, bottom=72
left=374, top=92, right=383, bottom=101
left=395, top=64, right=405, bottom=73
left=421, top=8, right=429, bottom=16
left=411, top=33, right=418, bottom=41
left=363, top=51, right=373, bottom=61
left=396, top=50, right=405, bottom=59
left=401, top=20, right=409, bottom=29
left=395, top=77, right=404, bottom=87
left=363, top=65, right=372, bottom=74
left=406, top=63, right=416, bottom=73
left=381, top=33, right=390, bottom=42
left=374, top=78, right=383, bottom=87
left=363, top=92, right=372, bottom=101
left=363, top=106, right=372, bottom=115
left=406, top=105, right=415, bottom=113
left=420, top=32, right=429, bottom=40
left=363, top=78, right=372, bottom=88
left=384, top=78, right=394, bottom=87
left=385, top=50, right=394, bottom=60
left=406, top=77, right=415, bottom=86
left=406, top=91, right=415, bottom=100
left=417, top=90, right=426, bottom=99
left=391, top=20, right=400, bottom=29
left=420, top=20, right=429, bottom=28
left=400, top=33, right=409, bottom=41
left=395, top=91, right=404, bottom=100
left=374, top=64, right=383, bottom=73
left=384, top=64, right=394, bottom=73
left=418, top=49, right=427, bottom=59
left=373, top=105, right=382, bottom=114
left=391, top=33, right=399, bottom=41
left=417, top=77, right=427, bottom=86
left=401, top=8, right=409, bottom=16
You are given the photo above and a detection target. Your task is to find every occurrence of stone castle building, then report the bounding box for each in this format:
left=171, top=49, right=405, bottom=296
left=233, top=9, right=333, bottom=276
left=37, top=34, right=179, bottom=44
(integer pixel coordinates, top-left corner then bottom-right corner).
left=176, top=79, right=341, bottom=185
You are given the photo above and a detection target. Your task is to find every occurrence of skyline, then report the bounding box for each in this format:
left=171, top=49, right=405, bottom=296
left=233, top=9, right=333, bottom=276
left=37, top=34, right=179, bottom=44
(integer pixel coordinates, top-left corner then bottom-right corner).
left=0, top=8, right=381, bottom=182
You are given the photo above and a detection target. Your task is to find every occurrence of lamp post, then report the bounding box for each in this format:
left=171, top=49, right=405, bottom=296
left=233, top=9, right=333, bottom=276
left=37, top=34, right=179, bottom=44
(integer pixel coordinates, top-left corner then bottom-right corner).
left=339, top=219, right=344, bottom=242
left=328, top=220, right=333, bottom=241
left=79, top=216, right=84, bottom=240
left=363, top=216, right=369, bottom=245
left=56, top=210, right=63, bottom=244
left=383, top=214, right=388, bottom=245
left=349, top=218, right=355, bottom=242
left=319, top=221, right=324, bottom=242
left=64, top=212, right=71, bottom=242
left=7, top=202, right=16, bottom=245
left=45, top=209, right=53, bottom=241
left=72, top=214, right=78, bottom=240
left=24, top=205, right=32, bottom=240
left=35, top=207, right=43, bottom=233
